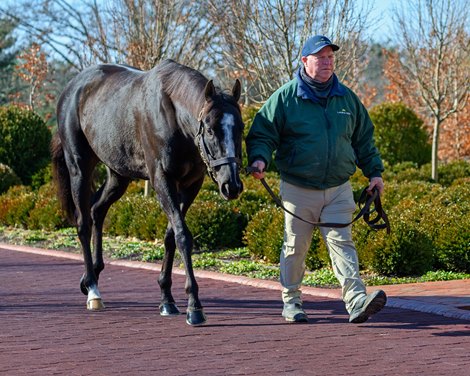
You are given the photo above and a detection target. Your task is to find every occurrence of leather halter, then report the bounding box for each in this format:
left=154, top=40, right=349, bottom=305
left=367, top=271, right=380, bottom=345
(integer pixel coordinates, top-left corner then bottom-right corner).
left=196, top=109, right=241, bottom=183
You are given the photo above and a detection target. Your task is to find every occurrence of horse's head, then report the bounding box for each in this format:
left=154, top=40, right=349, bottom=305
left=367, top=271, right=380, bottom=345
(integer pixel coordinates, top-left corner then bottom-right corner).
left=196, top=79, right=244, bottom=200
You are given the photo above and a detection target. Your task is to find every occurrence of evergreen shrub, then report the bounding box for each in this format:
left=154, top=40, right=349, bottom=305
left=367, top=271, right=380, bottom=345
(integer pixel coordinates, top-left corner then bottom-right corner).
left=105, top=194, right=167, bottom=241
left=26, top=182, right=68, bottom=230
left=31, top=164, right=53, bottom=190
left=0, top=163, right=21, bottom=194
left=369, top=102, right=431, bottom=166
left=365, top=199, right=435, bottom=276
left=419, top=182, right=470, bottom=273
left=0, top=105, right=51, bottom=184
left=243, top=204, right=327, bottom=269
left=186, top=199, right=244, bottom=251
left=437, top=160, right=470, bottom=186
left=243, top=204, right=283, bottom=263
left=0, top=185, right=36, bottom=227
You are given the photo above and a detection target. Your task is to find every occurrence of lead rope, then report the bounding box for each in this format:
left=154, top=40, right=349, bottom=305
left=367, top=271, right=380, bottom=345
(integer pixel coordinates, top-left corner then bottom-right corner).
left=245, top=166, right=390, bottom=233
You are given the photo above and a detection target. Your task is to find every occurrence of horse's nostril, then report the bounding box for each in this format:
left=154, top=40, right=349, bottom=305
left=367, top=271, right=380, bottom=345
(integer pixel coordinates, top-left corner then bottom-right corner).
left=221, top=182, right=241, bottom=200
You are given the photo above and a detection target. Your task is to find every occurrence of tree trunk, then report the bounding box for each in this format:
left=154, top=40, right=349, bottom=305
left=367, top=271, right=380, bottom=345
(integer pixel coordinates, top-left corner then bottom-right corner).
left=431, top=117, right=440, bottom=182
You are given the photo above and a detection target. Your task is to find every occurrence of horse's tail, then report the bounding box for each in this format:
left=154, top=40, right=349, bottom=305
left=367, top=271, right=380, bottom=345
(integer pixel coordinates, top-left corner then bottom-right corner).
left=51, top=133, right=76, bottom=225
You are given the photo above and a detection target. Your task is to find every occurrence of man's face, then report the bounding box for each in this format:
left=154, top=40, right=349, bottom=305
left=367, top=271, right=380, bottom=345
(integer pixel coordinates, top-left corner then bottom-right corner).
left=301, top=46, right=335, bottom=83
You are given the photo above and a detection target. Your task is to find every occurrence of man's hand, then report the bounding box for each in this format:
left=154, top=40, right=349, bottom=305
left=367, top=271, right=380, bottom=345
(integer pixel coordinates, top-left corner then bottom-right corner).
left=250, top=160, right=266, bottom=179
left=368, top=177, right=384, bottom=196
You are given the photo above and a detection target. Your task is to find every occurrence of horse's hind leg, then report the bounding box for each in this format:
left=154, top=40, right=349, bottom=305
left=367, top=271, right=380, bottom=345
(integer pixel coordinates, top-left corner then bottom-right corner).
left=63, top=149, right=104, bottom=310
left=82, top=168, right=130, bottom=295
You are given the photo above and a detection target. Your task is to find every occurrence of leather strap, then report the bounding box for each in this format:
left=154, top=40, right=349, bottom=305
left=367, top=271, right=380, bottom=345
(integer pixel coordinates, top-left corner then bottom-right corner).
left=246, top=167, right=390, bottom=233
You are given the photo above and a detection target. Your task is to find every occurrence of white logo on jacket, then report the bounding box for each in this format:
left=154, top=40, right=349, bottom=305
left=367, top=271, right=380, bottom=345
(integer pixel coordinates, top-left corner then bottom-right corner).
left=337, top=108, right=351, bottom=116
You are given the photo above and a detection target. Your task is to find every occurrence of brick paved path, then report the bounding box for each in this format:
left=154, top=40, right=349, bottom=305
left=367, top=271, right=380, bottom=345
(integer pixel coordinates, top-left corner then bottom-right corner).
left=1, top=248, right=469, bottom=376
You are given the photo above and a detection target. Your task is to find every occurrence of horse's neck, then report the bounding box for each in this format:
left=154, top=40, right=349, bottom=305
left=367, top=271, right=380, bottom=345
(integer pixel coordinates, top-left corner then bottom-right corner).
left=172, top=101, right=202, bottom=139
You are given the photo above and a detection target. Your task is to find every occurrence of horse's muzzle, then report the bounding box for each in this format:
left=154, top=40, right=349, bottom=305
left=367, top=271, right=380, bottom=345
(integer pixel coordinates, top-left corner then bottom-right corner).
left=220, top=179, right=243, bottom=200
left=217, top=161, right=243, bottom=200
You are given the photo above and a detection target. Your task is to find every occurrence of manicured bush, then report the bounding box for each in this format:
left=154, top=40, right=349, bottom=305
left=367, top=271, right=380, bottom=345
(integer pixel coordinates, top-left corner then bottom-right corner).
left=365, top=199, right=435, bottom=276
left=419, top=182, right=470, bottom=273
left=26, top=182, right=68, bottom=230
left=369, top=102, right=431, bottom=166
left=380, top=180, right=444, bottom=210
left=437, top=160, right=470, bottom=187
left=356, top=178, right=469, bottom=276
left=382, top=161, right=428, bottom=183
left=0, top=105, right=51, bottom=184
left=382, top=160, right=470, bottom=186
left=0, top=185, right=36, bottom=227
left=31, top=164, right=53, bottom=190
left=0, top=163, right=21, bottom=194
left=105, top=194, right=166, bottom=241
left=243, top=204, right=327, bottom=269
left=243, top=204, right=284, bottom=263
left=0, top=149, right=468, bottom=279
left=186, top=199, right=244, bottom=251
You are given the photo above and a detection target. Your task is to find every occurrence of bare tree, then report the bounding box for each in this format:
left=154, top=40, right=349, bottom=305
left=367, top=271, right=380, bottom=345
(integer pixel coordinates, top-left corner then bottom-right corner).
left=0, top=0, right=217, bottom=73
left=207, top=0, right=375, bottom=103
left=388, top=0, right=469, bottom=181
left=108, top=0, right=217, bottom=71
left=0, top=0, right=116, bottom=70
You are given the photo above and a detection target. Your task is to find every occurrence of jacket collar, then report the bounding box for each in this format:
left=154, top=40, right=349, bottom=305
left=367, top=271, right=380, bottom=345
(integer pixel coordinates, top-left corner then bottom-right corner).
left=296, top=68, right=346, bottom=102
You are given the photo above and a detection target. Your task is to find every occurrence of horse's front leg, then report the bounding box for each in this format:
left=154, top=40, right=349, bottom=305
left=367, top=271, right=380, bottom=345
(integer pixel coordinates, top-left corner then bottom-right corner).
left=154, top=175, right=206, bottom=325
left=173, top=220, right=206, bottom=326
left=158, top=224, right=181, bottom=316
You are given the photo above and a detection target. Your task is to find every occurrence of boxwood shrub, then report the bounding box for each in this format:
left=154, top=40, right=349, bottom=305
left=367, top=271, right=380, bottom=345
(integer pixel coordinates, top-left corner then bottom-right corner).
left=419, top=181, right=470, bottom=273
left=26, top=182, right=68, bottom=230
left=186, top=199, right=244, bottom=251
left=0, top=185, right=36, bottom=227
left=105, top=194, right=167, bottom=241
left=0, top=163, right=21, bottom=194
left=243, top=204, right=327, bottom=270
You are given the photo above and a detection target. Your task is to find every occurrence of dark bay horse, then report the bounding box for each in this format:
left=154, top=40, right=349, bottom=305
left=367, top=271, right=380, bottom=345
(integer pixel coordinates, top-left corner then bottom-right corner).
left=51, top=59, right=244, bottom=325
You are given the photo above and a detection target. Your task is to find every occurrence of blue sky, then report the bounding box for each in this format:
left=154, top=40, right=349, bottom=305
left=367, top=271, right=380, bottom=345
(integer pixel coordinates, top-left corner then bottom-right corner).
left=361, top=0, right=396, bottom=43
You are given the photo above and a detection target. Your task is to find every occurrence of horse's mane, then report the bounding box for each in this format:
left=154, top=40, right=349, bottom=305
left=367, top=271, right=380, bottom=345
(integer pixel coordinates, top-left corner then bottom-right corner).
left=156, top=59, right=208, bottom=116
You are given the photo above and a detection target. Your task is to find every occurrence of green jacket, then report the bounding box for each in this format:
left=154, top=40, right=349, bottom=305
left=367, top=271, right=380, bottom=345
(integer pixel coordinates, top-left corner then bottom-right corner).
left=246, top=72, right=384, bottom=189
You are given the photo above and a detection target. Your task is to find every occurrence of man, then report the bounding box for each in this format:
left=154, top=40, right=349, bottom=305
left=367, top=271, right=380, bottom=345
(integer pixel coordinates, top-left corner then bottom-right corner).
left=246, top=35, right=387, bottom=324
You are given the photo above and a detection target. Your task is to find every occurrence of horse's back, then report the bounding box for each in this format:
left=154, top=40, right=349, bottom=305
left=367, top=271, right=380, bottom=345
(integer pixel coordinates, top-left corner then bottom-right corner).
left=57, top=64, right=150, bottom=179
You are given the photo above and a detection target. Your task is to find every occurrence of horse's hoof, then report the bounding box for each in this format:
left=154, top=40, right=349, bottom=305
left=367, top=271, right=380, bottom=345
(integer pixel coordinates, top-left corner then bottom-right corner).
left=159, top=303, right=181, bottom=316
left=186, top=308, right=207, bottom=326
left=87, top=299, right=105, bottom=310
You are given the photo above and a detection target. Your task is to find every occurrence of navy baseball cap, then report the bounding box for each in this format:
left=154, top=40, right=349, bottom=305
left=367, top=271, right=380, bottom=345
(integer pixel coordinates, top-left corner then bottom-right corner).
left=301, top=35, right=339, bottom=56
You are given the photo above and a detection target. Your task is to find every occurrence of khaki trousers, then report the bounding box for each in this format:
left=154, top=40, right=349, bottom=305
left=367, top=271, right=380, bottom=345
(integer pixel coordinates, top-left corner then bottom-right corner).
left=279, top=180, right=366, bottom=313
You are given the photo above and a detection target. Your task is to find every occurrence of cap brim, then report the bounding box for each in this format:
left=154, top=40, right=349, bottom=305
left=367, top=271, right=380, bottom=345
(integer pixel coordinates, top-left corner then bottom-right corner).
left=308, top=43, right=340, bottom=55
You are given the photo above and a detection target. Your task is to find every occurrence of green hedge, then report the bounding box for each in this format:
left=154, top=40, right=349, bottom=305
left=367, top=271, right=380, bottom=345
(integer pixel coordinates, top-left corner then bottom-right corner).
left=0, top=163, right=21, bottom=194
left=369, top=102, right=431, bottom=166
left=243, top=203, right=328, bottom=270
left=0, top=105, right=51, bottom=185
left=0, top=160, right=469, bottom=276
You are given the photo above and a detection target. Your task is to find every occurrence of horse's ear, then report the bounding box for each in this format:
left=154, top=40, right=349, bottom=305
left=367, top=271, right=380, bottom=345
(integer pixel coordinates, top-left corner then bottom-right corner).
left=232, top=79, right=241, bottom=102
left=204, top=80, right=215, bottom=101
